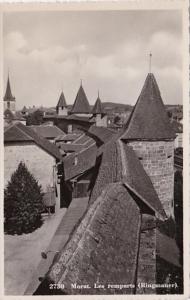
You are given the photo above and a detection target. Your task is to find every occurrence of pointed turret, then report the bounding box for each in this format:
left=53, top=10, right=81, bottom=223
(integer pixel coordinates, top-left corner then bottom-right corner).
left=56, top=91, right=68, bottom=116
left=92, top=94, right=103, bottom=115
left=57, top=92, right=67, bottom=108
left=91, top=92, right=107, bottom=127
left=122, top=73, right=175, bottom=140
left=121, top=72, right=175, bottom=217
left=70, top=84, right=90, bottom=114
left=4, top=75, right=16, bottom=113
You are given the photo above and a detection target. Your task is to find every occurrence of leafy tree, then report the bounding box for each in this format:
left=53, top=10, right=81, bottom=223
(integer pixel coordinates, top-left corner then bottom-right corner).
left=26, top=109, right=44, bottom=125
left=167, top=111, right=172, bottom=119
left=4, top=162, right=44, bottom=235
left=113, top=115, right=121, bottom=125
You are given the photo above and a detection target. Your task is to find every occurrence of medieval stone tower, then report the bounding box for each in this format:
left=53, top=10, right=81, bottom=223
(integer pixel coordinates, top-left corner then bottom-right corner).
left=4, top=75, right=16, bottom=113
left=121, top=73, right=176, bottom=217
left=56, top=91, right=68, bottom=116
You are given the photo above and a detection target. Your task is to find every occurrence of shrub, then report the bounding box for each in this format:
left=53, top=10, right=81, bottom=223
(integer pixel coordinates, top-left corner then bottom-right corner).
left=4, top=162, right=44, bottom=235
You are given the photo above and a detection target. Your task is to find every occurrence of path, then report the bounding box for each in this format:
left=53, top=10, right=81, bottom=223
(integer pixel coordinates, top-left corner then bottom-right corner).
left=24, top=197, right=89, bottom=295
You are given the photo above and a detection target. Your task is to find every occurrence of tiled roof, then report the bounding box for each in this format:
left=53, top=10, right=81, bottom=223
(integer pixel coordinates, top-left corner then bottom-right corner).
left=29, top=125, right=65, bottom=139
left=58, top=143, right=85, bottom=153
left=67, top=114, right=94, bottom=123
left=122, top=73, right=175, bottom=140
left=60, top=133, right=81, bottom=141
left=90, top=139, right=123, bottom=204
left=47, top=183, right=141, bottom=294
left=4, top=122, right=62, bottom=160
left=70, top=85, right=91, bottom=114
left=91, top=96, right=103, bottom=114
left=88, top=125, right=116, bottom=143
left=73, top=134, right=93, bottom=145
left=63, top=143, right=97, bottom=180
left=56, top=92, right=67, bottom=108
left=4, top=76, right=15, bottom=102
left=156, top=230, right=180, bottom=267
left=120, top=141, right=166, bottom=220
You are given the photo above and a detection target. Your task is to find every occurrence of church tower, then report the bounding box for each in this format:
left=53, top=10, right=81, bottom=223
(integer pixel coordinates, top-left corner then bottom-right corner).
left=121, top=73, right=176, bottom=217
left=56, top=91, right=68, bottom=116
left=4, top=75, right=16, bottom=113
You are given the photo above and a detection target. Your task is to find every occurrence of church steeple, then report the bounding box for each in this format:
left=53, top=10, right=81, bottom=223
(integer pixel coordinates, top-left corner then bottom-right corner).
left=4, top=75, right=16, bottom=113
left=4, top=75, right=15, bottom=102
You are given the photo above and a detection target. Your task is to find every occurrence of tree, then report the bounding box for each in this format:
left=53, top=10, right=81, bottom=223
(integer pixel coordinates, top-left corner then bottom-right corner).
left=113, top=115, right=121, bottom=125
left=4, top=162, right=44, bottom=235
left=26, top=109, right=44, bottom=125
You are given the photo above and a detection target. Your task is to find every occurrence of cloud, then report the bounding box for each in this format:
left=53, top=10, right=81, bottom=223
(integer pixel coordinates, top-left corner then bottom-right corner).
left=3, top=10, right=183, bottom=108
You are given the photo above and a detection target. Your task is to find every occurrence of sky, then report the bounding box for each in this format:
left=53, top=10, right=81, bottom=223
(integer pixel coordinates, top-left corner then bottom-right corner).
left=3, top=10, right=182, bottom=109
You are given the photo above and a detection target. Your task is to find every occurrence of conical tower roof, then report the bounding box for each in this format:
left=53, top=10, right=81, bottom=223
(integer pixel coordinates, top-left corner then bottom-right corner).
left=56, top=92, right=67, bottom=108
left=122, top=73, right=175, bottom=140
left=91, top=94, right=103, bottom=114
left=4, top=76, right=15, bottom=102
left=70, top=84, right=90, bottom=114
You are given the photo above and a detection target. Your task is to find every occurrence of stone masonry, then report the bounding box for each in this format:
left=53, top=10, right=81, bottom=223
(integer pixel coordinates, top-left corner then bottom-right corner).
left=127, top=140, right=174, bottom=217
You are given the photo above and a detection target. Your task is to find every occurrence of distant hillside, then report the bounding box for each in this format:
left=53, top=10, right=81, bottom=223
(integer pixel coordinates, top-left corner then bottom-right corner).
left=45, top=103, right=182, bottom=114
left=102, top=102, right=133, bottom=113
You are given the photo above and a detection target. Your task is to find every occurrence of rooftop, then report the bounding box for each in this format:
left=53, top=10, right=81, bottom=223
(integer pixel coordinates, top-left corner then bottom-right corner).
left=4, top=122, right=62, bottom=160
left=70, top=85, right=91, bottom=114
left=56, top=92, right=67, bottom=108
left=29, top=125, right=65, bottom=140
left=91, top=96, right=103, bottom=115
left=122, top=73, right=175, bottom=140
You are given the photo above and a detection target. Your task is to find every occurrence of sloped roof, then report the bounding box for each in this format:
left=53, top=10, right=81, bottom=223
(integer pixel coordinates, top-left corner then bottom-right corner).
left=4, top=122, right=62, bottom=160
left=70, top=85, right=91, bottom=114
left=58, top=143, right=85, bottom=153
left=56, top=92, right=67, bottom=108
left=4, top=76, right=15, bottom=102
left=63, top=143, right=97, bottom=180
left=157, top=230, right=181, bottom=267
left=122, top=73, right=175, bottom=140
left=60, top=133, right=81, bottom=141
left=88, top=126, right=116, bottom=144
left=119, top=141, right=166, bottom=220
left=47, top=183, right=141, bottom=294
left=67, top=114, right=94, bottom=123
left=91, top=96, right=103, bottom=114
left=29, top=125, right=65, bottom=139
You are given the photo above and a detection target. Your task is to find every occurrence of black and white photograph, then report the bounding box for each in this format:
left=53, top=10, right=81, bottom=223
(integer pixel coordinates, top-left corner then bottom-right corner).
left=1, top=0, right=188, bottom=297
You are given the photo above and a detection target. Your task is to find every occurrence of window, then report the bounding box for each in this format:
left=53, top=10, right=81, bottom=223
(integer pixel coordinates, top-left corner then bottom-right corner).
left=7, top=102, right=10, bottom=109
